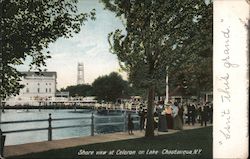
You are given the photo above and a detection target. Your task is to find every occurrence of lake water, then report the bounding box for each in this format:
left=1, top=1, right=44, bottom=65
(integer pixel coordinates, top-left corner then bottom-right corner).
left=0, top=109, right=139, bottom=145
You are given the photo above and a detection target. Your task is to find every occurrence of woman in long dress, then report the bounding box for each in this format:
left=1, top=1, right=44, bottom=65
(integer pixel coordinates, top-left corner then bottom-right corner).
left=158, top=104, right=168, bottom=132
left=172, top=102, right=183, bottom=130
left=165, top=104, right=173, bottom=129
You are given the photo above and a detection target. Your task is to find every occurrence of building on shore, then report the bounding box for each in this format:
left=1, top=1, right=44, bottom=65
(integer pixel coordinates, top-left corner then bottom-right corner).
left=4, top=71, right=97, bottom=107
left=5, top=71, right=57, bottom=106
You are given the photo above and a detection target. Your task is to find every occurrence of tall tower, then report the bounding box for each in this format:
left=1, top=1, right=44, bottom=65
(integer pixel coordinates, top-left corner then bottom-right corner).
left=77, top=62, right=84, bottom=85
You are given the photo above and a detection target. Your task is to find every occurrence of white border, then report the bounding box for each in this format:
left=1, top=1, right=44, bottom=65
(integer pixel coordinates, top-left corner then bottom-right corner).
left=213, top=0, right=249, bottom=158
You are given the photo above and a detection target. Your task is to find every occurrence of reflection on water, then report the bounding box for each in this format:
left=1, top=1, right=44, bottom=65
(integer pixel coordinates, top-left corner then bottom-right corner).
left=0, top=109, right=139, bottom=145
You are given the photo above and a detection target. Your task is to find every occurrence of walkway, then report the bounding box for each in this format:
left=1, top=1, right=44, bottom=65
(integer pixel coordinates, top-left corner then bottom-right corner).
left=4, top=124, right=212, bottom=157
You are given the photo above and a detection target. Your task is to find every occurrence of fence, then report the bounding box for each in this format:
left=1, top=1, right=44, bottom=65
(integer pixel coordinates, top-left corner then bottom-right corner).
left=0, top=112, right=139, bottom=157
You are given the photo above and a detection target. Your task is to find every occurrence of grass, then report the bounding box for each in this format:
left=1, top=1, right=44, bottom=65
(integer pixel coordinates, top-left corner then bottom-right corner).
left=8, top=126, right=212, bottom=159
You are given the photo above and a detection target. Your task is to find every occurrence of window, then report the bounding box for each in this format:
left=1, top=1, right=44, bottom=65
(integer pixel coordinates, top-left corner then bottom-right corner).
left=38, top=83, right=40, bottom=86
left=38, top=88, right=40, bottom=93
left=46, top=88, right=48, bottom=93
left=26, top=88, right=29, bottom=93
left=49, top=88, right=51, bottom=93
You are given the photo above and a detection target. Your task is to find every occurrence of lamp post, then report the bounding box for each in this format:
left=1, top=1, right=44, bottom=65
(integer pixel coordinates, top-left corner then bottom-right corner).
left=164, top=66, right=169, bottom=105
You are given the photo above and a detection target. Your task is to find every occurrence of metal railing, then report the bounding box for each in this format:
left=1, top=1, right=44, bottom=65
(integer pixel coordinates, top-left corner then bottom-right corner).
left=0, top=113, right=93, bottom=141
left=0, top=112, right=139, bottom=157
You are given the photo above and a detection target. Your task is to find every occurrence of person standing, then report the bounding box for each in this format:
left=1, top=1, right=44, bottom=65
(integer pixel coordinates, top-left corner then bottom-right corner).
left=191, top=104, right=196, bottom=125
left=197, top=104, right=202, bottom=124
left=138, top=107, right=146, bottom=131
left=128, top=113, right=134, bottom=135
left=158, top=103, right=168, bottom=132
left=172, top=102, right=183, bottom=130
left=200, top=106, right=204, bottom=126
left=187, top=104, right=192, bottom=125
left=178, top=104, right=184, bottom=124
left=202, top=104, right=209, bottom=126
left=165, top=103, right=173, bottom=129
left=208, top=104, right=213, bottom=124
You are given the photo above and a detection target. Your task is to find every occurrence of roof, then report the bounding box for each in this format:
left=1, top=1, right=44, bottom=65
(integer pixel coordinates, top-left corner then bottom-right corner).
left=169, top=85, right=189, bottom=97
left=21, top=71, right=57, bottom=78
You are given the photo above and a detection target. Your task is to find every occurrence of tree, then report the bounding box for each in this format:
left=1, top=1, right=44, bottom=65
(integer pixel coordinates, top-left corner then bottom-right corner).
left=61, top=84, right=94, bottom=97
left=92, top=72, right=130, bottom=102
left=0, top=0, right=95, bottom=100
left=168, top=49, right=213, bottom=99
left=101, top=0, right=212, bottom=137
left=69, top=84, right=93, bottom=97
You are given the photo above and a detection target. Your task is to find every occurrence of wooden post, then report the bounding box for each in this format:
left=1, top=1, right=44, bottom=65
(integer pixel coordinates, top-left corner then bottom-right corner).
left=48, top=113, right=52, bottom=141
left=0, top=129, right=2, bottom=157
left=91, top=112, right=94, bottom=136
left=0, top=129, right=5, bottom=157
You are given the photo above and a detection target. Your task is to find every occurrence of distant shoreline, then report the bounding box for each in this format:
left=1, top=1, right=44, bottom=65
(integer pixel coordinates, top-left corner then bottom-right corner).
left=0, top=105, right=94, bottom=110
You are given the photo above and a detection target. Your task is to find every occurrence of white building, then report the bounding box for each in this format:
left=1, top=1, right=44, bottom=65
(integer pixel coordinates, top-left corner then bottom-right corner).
left=5, top=71, right=57, bottom=106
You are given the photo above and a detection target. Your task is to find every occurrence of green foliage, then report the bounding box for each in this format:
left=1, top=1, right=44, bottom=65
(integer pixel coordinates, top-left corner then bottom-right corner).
left=169, top=55, right=213, bottom=97
left=92, top=72, right=130, bottom=102
left=61, top=84, right=94, bottom=97
left=101, top=0, right=212, bottom=136
left=128, top=85, right=147, bottom=99
left=102, top=0, right=212, bottom=95
left=0, top=0, right=95, bottom=99
left=60, top=74, right=141, bottom=100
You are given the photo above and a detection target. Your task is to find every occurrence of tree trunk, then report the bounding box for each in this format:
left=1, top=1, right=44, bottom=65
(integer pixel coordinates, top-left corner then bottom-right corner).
left=145, top=84, right=155, bottom=137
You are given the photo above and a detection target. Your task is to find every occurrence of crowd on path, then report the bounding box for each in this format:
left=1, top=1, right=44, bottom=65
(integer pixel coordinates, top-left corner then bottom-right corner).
left=127, top=100, right=213, bottom=134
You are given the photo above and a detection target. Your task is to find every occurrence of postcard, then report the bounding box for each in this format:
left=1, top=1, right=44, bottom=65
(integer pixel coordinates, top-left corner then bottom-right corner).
left=0, top=0, right=248, bottom=159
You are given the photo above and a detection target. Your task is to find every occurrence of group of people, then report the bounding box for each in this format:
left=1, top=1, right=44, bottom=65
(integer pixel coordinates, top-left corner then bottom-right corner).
left=186, top=103, right=213, bottom=126
left=154, top=101, right=183, bottom=131
left=127, top=101, right=213, bottom=135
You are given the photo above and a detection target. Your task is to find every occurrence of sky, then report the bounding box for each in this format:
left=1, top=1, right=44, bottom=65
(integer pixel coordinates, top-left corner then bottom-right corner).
left=18, top=0, right=126, bottom=89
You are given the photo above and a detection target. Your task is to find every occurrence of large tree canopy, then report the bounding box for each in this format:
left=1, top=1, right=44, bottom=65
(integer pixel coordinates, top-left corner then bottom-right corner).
left=92, top=72, right=130, bottom=102
left=104, top=0, right=212, bottom=87
left=101, top=0, right=212, bottom=137
left=0, top=0, right=95, bottom=99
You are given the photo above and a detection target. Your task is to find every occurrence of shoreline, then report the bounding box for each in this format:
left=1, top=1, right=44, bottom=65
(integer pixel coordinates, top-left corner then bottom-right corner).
left=0, top=105, right=94, bottom=110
